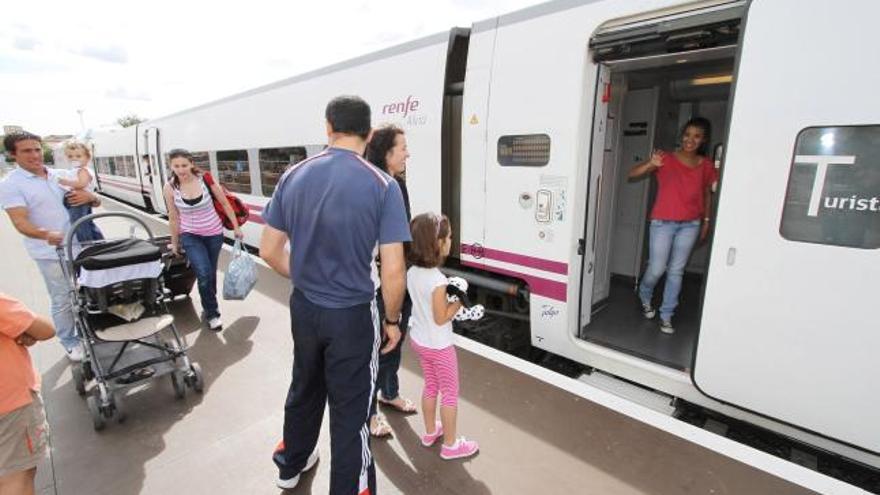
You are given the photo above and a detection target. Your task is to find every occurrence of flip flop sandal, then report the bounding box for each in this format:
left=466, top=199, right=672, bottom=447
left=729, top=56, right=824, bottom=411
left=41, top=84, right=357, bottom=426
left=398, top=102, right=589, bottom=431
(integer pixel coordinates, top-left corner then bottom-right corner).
left=378, top=396, right=417, bottom=414
left=370, top=416, right=393, bottom=438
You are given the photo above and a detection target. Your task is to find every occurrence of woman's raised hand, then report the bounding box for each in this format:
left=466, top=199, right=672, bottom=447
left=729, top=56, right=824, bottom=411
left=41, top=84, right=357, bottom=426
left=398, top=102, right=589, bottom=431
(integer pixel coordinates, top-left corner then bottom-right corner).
left=650, top=150, right=665, bottom=168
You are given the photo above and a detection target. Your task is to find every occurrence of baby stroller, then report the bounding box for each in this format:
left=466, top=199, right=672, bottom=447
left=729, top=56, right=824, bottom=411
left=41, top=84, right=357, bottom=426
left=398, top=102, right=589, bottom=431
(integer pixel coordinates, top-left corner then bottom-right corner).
left=58, top=211, right=204, bottom=430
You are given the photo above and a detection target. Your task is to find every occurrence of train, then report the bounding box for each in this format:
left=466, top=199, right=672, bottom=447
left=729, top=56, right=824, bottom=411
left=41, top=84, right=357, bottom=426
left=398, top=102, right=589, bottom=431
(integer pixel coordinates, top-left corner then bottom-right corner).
left=86, top=0, right=880, bottom=475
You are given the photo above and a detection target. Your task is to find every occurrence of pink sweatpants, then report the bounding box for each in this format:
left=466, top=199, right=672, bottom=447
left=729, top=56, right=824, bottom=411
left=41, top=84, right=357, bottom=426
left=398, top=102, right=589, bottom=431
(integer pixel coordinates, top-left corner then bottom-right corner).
left=410, top=340, right=459, bottom=407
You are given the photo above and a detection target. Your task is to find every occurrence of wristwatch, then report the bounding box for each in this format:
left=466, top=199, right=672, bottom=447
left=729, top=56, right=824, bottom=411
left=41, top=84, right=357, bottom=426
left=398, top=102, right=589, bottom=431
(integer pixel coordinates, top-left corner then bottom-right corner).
left=384, top=316, right=400, bottom=326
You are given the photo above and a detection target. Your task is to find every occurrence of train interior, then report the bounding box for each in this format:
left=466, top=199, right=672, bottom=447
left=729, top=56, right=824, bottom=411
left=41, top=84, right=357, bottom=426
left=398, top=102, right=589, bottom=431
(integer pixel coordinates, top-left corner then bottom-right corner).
left=578, top=46, right=737, bottom=371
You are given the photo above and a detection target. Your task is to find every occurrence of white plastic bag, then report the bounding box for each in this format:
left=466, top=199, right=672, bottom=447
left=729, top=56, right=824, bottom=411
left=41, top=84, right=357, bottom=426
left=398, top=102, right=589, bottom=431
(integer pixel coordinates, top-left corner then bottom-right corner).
left=223, top=239, right=257, bottom=300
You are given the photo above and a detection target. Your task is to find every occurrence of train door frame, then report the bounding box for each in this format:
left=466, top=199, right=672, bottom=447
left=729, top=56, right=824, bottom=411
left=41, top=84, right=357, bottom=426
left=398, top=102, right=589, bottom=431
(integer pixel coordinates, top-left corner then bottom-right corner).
left=576, top=1, right=744, bottom=366
left=145, top=127, right=167, bottom=214
left=578, top=63, right=612, bottom=328
left=134, top=125, right=154, bottom=212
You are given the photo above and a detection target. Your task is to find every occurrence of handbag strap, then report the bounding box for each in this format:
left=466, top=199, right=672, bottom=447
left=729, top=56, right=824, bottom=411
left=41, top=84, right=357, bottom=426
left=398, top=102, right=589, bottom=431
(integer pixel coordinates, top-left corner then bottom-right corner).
left=202, top=172, right=222, bottom=202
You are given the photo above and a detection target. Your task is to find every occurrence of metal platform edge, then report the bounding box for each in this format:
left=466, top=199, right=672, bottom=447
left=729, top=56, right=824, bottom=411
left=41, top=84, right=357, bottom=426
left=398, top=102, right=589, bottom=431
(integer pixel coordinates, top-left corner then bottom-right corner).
left=453, top=335, right=868, bottom=495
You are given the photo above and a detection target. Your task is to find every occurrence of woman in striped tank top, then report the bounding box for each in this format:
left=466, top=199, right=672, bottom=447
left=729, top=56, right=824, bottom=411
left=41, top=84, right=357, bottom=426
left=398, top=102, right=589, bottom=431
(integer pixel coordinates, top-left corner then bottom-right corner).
left=163, top=149, right=242, bottom=331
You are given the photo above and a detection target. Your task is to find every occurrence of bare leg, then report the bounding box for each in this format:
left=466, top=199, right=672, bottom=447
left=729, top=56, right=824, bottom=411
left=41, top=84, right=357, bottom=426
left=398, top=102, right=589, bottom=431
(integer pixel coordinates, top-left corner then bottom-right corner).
left=0, top=467, right=36, bottom=495
left=422, top=396, right=437, bottom=433
left=440, top=405, right=458, bottom=446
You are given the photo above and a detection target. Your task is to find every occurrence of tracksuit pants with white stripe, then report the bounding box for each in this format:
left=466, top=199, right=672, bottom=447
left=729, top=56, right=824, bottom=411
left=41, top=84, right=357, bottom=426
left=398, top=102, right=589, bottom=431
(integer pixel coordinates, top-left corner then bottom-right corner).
left=274, top=289, right=379, bottom=495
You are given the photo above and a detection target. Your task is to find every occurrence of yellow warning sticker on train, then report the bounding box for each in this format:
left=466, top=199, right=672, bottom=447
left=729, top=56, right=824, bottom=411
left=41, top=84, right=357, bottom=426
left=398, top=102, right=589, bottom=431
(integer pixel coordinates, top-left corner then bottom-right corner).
left=469, top=114, right=479, bottom=125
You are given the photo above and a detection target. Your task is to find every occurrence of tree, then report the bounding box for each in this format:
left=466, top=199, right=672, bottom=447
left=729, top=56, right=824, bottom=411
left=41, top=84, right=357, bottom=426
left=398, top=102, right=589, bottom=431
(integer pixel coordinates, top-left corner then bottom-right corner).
left=116, top=114, right=146, bottom=128
left=42, top=143, right=54, bottom=164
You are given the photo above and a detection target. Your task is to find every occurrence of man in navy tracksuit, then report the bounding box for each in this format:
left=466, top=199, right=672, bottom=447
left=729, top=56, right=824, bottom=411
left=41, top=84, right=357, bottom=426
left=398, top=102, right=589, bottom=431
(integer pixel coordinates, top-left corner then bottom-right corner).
left=260, top=95, right=410, bottom=494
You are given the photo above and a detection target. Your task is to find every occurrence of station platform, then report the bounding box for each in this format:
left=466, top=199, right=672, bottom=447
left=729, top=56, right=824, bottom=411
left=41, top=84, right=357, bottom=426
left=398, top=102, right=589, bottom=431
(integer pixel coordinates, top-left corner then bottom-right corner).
left=0, top=197, right=852, bottom=494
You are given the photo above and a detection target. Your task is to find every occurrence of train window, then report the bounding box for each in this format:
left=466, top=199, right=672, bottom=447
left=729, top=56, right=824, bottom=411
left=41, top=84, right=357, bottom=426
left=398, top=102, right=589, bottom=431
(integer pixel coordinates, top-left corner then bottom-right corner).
left=497, top=134, right=551, bottom=167
left=191, top=151, right=210, bottom=171
left=216, top=149, right=251, bottom=194
left=259, top=146, right=307, bottom=195
left=780, top=125, right=880, bottom=249
left=95, top=157, right=106, bottom=174
left=126, top=155, right=136, bottom=177
left=107, top=156, right=117, bottom=176
left=119, top=156, right=134, bottom=177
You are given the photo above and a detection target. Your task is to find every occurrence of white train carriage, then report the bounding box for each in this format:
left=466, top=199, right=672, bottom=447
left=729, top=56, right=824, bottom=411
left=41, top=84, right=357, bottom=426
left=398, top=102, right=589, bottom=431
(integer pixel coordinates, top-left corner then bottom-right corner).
left=89, top=0, right=880, bottom=473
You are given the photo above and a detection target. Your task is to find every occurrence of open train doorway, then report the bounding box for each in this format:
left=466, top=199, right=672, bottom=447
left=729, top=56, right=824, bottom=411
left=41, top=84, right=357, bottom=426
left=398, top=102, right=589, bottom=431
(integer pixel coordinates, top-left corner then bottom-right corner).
left=578, top=3, right=742, bottom=370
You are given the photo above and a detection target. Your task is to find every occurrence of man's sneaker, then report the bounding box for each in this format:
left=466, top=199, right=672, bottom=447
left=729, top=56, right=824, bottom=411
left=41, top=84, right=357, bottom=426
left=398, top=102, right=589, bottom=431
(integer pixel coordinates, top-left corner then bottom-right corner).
left=440, top=437, right=479, bottom=460
left=641, top=302, right=656, bottom=319
left=208, top=317, right=223, bottom=332
left=659, top=320, right=675, bottom=334
left=275, top=448, right=319, bottom=490
left=66, top=346, right=84, bottom=362
left=421, top=421, right=444, bottom=447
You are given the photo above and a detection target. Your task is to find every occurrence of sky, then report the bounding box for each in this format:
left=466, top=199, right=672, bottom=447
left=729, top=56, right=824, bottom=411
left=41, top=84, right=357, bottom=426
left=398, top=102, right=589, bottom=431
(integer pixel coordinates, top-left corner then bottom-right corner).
left=0, top=0, right=542, bottom=136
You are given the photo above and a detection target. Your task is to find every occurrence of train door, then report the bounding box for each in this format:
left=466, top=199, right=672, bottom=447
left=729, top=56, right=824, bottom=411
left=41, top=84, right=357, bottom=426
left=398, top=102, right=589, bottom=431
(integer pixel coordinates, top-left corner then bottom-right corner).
left=145, top=127, right=167, bottom=214
left=579, top=1, right=742, bottom=370
left=694, top=0, right=880, bottom=454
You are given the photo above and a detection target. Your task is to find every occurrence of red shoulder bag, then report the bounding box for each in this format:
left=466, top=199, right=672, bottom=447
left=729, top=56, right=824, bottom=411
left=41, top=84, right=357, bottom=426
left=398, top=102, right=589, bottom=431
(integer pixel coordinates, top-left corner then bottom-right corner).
left=203, top=172, right=249, bottom=230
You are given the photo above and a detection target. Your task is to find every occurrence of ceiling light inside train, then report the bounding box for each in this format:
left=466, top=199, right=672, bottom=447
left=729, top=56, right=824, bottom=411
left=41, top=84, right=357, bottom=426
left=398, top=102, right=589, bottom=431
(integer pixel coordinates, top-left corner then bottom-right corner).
left=690, top=75, right=733, bottom=86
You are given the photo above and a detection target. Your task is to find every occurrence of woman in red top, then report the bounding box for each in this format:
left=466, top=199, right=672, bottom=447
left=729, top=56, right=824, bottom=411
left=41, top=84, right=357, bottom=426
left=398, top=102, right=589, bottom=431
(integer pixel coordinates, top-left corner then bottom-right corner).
left=628, top=117, right=717, bottom=334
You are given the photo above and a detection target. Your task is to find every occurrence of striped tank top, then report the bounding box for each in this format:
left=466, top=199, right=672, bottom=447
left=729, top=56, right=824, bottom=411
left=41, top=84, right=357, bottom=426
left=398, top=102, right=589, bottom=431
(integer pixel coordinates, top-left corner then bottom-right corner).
left=173, top=179, right=224, bottom=236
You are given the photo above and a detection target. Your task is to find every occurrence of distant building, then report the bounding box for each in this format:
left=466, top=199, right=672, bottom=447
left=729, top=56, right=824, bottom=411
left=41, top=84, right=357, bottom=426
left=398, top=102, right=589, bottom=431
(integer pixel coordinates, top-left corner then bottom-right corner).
left=43, top=134, right=74, bottom=147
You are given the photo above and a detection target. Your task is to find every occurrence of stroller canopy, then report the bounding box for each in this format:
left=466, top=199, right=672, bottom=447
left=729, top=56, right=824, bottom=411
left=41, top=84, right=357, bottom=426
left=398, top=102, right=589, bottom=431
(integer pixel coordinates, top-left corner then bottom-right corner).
left=75, top=238, right=162, bottom=271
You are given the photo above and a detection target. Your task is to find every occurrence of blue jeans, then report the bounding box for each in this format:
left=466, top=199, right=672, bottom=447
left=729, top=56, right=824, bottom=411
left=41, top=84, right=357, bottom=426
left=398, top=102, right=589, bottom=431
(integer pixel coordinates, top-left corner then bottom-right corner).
left=180, top=233, right=224, bottom=320
left=35, top=259, right=78, bottom=351
left=64, top=200, right=104, bottom=243
left=638, top=220, right=701, bottom=322
left=370, top=290, right=412, bottom=417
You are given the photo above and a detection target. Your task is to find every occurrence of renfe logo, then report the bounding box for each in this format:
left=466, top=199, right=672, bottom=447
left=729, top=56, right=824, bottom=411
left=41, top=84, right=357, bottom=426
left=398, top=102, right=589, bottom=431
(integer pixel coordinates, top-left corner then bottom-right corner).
left=382, top=96, right=420, bottom=118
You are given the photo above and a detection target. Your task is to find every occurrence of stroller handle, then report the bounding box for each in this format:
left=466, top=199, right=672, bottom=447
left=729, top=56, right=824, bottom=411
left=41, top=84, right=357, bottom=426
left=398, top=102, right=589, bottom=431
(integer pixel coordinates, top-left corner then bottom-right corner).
left=65, top=211, right=156, bottom=262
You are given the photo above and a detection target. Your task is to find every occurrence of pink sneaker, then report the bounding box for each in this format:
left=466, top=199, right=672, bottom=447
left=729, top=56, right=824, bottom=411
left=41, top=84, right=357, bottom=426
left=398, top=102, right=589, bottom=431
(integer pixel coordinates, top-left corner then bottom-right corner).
left=440, top=437, right=479, bottom=460
left=421, top=421, right=444, bottom=447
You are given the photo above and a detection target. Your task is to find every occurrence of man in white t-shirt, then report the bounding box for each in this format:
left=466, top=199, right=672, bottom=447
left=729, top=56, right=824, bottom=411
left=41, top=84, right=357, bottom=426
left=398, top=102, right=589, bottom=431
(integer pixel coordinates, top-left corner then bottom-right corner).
left=0, top=132, right=102, bottom=362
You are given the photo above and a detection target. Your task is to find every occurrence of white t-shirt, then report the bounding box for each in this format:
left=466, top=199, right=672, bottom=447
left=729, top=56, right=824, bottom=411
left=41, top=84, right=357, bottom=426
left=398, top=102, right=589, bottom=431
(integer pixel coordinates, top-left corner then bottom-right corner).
left=54, top=164, right=95, bottom=192
left=407, top=266, right=453, bottom=349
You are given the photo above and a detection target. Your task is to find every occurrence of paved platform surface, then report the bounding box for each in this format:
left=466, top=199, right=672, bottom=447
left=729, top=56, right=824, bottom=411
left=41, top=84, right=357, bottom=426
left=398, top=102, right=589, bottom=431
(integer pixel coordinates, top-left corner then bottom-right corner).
left=0, top=199, right=818, bottom=494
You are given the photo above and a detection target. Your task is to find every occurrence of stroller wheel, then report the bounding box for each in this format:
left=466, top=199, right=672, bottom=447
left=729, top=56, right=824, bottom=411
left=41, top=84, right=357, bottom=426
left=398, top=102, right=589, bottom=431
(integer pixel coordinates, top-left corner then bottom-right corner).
left=187, top=363, right=204, bottom=394
left=72, top=365, right=87, bottom=397
left=82, top=360, right=95, bottom=381
left=170, top=371, right=186, bottom=399
left=112, top=393, right=127, bottom=423
left=86, top=395, right=106, bottom=431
